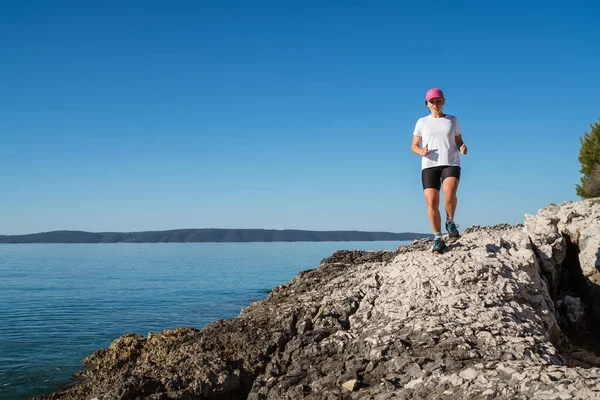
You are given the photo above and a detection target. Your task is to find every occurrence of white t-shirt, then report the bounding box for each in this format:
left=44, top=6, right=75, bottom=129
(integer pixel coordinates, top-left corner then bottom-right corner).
left=413, top=114, right=461, bottom=170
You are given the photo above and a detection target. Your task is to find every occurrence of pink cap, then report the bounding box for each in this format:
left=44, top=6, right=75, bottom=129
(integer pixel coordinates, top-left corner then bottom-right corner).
left=425, top=88, right=444, bottom=101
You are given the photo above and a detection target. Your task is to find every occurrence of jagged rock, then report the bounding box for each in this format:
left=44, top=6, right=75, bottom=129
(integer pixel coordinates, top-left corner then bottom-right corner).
left=525, top=199, right=600, bottom=319
left=556, top=296, right=585, bottom=327
left=38, top=200, right=600, bottom=400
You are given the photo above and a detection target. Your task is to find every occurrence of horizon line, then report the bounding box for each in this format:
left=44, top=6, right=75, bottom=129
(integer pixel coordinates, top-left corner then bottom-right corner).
left=0, top=228, right=432, bottom=236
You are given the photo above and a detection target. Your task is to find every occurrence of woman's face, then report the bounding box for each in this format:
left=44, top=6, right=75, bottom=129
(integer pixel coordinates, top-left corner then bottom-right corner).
left=426, top=97, right=445, bottom=113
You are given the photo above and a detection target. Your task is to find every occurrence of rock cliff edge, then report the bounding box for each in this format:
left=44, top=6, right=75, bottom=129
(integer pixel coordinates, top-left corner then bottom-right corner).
left=40, top=200, right=600, bottom=399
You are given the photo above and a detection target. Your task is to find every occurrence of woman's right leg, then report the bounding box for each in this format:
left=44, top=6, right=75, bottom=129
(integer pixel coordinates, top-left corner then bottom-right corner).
left=424, top=188, right=441, bottom=233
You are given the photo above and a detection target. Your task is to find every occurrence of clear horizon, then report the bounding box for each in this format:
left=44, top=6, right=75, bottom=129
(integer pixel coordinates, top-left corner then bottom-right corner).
left=1, top=227, right=429, bottom=235
left=2, top=1, right=598, bottom=235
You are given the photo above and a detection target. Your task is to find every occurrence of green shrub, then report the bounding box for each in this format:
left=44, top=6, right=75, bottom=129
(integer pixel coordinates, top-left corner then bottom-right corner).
left=576, top=118, right=600, bottom=198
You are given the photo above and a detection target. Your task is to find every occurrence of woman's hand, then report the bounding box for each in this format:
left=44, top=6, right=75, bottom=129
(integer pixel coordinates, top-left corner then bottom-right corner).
left=460, top=144, right=468, bottom=154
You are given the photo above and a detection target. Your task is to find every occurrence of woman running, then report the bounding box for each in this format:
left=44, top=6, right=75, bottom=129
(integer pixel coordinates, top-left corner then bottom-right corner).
left=411, top=88, right=468, bottom=254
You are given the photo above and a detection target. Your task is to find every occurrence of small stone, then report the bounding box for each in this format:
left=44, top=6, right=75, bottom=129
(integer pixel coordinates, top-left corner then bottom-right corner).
left=476, top=374, right=489, bottom=385
left=342, top=379, right=358, bottom=391
left=406, top=362, right=424, bottom=378
left=404, top=378, right=423, bottom=389
left=459, top=368, right=478, bottom=381
left=546, top=371, right=563, bottom=381
left=512, top=372, right=527, bottom=382
left=541, top=373, right=553, bottom=385
left=534, top=392, right=561, bottom=400
left=497, top=366, right=517, bottom=378
left=448, top=374, right=464, bottom=387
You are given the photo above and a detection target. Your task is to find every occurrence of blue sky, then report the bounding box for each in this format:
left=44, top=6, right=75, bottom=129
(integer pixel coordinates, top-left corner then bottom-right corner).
left=1, top=0, right=598, bottom=235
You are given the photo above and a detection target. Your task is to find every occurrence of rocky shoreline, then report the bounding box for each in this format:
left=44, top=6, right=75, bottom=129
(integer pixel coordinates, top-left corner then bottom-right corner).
left=39, top=200, right=600, bottom=399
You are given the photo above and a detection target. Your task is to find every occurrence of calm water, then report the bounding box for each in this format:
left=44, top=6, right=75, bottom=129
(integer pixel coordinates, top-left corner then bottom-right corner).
left=0, top=241, right=409, bottom=399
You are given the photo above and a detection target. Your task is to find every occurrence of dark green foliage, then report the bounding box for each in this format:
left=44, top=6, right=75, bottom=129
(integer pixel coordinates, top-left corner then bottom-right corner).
left=576, top=118, right=600, bottom=198
left=0, top=229, right=432, bottom=243
left=580, top=163, right=600, bottom=199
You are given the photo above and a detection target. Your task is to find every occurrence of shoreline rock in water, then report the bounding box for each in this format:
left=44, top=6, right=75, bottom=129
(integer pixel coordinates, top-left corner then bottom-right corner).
left=38, top=200, right=600, bottom=399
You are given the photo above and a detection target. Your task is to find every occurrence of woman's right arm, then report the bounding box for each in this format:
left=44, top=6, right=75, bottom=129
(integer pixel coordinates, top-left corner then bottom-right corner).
left=412, top=135, right=427, bottom=156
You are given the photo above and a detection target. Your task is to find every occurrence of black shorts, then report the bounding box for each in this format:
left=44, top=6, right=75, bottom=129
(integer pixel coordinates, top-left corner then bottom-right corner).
left=421, top=166, right=461, bottom=190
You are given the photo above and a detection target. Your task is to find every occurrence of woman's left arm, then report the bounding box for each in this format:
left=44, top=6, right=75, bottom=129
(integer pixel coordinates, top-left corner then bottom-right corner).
left=455, top=134, right=468, bottom=154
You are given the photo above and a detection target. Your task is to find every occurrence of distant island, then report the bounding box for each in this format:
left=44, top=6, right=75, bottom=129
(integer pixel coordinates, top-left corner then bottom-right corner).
left=0, top=229, right=432, bottom=244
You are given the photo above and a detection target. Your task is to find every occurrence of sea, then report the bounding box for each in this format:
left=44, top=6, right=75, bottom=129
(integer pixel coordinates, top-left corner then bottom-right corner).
left=0, top=241, right=411, bottom=400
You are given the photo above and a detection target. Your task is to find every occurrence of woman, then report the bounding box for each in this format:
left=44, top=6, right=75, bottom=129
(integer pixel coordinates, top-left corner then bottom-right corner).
left=411, top=88, right=468, bottom=254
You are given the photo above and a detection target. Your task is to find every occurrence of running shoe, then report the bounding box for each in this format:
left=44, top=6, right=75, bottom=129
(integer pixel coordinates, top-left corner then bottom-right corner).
left=446, top=220, right=460, bottom=241
left=432, top=237, right=446, bottom=254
